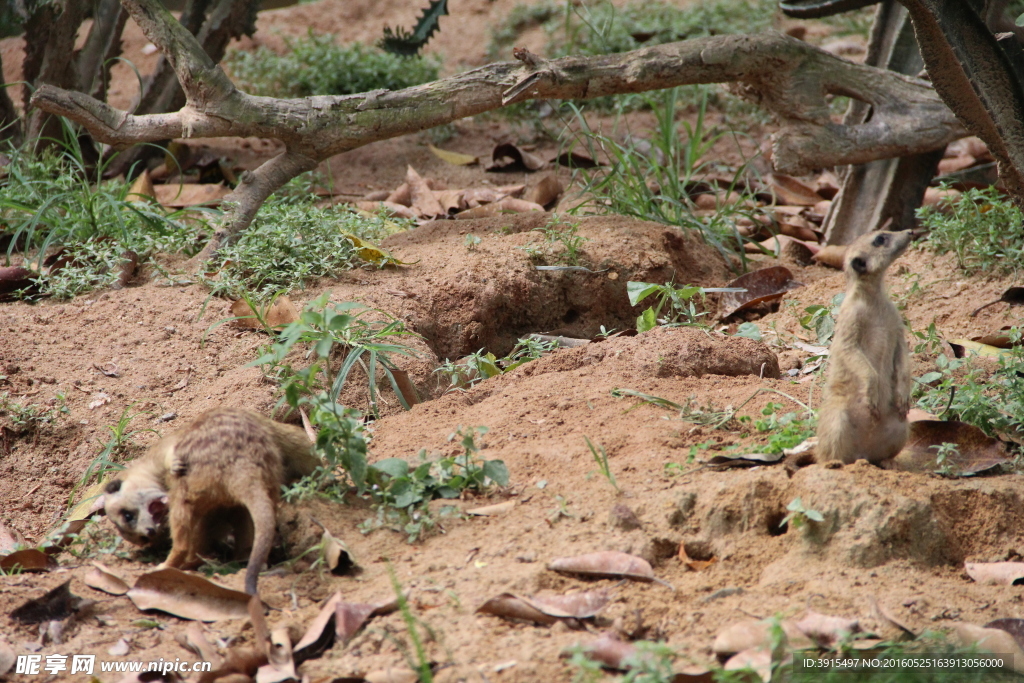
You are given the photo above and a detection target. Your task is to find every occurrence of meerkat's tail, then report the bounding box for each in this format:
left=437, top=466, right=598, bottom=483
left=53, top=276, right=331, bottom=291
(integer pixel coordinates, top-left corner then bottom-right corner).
left=244, top=493, right=277, bottom=596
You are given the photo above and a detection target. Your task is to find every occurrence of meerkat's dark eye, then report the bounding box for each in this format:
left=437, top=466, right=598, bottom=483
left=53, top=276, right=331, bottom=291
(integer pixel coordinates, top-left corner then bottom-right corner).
left=122, top=511, right=135, bottom=524
left=872, top=234, right=887, bottom=247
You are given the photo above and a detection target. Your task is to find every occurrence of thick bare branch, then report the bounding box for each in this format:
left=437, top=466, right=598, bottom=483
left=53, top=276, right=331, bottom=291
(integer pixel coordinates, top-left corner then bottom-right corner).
left=29, top=0, right=966, bottom=266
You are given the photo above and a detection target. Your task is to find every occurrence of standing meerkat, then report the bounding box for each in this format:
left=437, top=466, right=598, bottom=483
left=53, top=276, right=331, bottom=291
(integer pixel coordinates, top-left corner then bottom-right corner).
left=816, top=229, right=914, bottom=464
left=103, top=408, right=320, bottom=594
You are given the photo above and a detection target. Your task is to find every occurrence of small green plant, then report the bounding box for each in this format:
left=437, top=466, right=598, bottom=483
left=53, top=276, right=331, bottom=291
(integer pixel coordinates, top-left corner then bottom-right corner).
left=68, top=404, right=154, bottom=508
left=519, top=217, right=589, bottom=266
left=584, top=436, right=619, bottom=492
left=931, top=441, right=961, bottom=476
left=914, top=329, right=1024, bottom=450
left=362, top=426, right=509, bottom=541
left=64, top=520, right=129, bottom=561
left=282, top=396, right=368, bottom=499
left=204, top=198, right=410, bottom=300
left=253, top=294, right=421, bottom=418
left=627, top=281, right=708, bottom=332
left=917, top=185, right=1024, bottom=275
left=743, top=402, right=817, bottom=455
left=799, top=293, right=845, bottom=346
left=387, top=564, right=436, bottom=683
left=0, top=391, right=68, bottom=431
left=435, top=337, right=558, bottom=390
left=224, top=31, right=439, bottom=98
left=780, top=497, right=824, bottom=531
left=1, top=125, right=205, bottom=299
left=463, top=233, right=481, bottom=250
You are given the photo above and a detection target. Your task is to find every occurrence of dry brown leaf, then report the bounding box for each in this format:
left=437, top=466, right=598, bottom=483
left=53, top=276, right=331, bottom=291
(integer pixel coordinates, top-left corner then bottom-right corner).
left=0, top=520, right=24, bottom=554
left=582, top=631, right=636, bottom=670
left=713, top=619, right=813, bottom=658
left=866, top=595, right=915, bottom=641
left=154, top=183, right=231, bottom=208
left=892, top=420, right=1010, bottom=475
left=321, top=530, right=355, bottom=575
left=519, top=590, right=611, bottom=619
left=766, top=173, right=823, bottom=206
left=454, top=196, right=544, bottom=219
left=255, top=628, right=296, bottom=683
left=10, top=580, right=85, bottom=624
left=955, top=623, right=1024, bottom=673
left=723, top=648, right=772, bottom=683
left=923, top=186, right=960, bottom=208
left=548, top=551, right=656, bottom=582
left=794, top=610, right=860, bottom=647
left=178, top=622, right=224, bottom=670
left=488, top=142, right=546, bottom=172
left=965, top=561, right=1024, bottom=586
left=718, top=266, right=804, bottom=320
left=466, top=500, right=515, bottom=516
left=385, top=182, right=412, bottom=206
left=0, top=265, right=36, bottom=299
left=406, top=166, right=444, bottom=218
left=362, top=190, right=391, bottom=202
left=553, top=151, right=599, bottom=168
left=127, top=170, right=157, bottom=202
left=746, top=235, right=819, bottom=264
left=476, top=593, right=558, bottom=625
left=778, top=217, right=820, bottom=243
left=0, top=639, right=14, bottom=677
left=126, top=568, right=250, bottom=621
left=354, top=201, right=418, bottom=220
left=937, top=155, right=976, bottom=175
left=677, top=544, right=716, bottom=571
left=84, top=562, right=130, bottom=595
left=813, top=244, right=846, bottom=269
left=433, top=189, right=466, bottom=214
left=814, top=171, right=840, bottom=199
left=907, top=409, right=938, bottom=422
left=294, top=592, right=342, bottom=658
left=428, top=144, right=478, bottom=166
left=364, top=668, right=419, bottom=683
left=525, top=174, right=564, bottom=208
left=0, top=548, right=55, bottom=573
left=229, top=296, right=300, bottom=330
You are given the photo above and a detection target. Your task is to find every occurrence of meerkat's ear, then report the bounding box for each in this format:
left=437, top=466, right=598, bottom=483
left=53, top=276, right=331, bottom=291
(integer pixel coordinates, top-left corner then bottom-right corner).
left=105, top=479, right=123, bottom=494
left=850, top=256, right=868, bottom=274
left=148, top=495, right=169, bottom=522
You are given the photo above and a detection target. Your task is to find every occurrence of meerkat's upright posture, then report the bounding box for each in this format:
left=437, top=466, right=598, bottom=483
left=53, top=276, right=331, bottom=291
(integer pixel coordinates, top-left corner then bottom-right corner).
left=816, top=229, right=914, bottom=464
left=103, top=408, right=320, bottom=594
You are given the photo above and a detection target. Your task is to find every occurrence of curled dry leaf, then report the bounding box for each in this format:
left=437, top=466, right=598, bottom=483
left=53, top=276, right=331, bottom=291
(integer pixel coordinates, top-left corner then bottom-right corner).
left=955, top=623, right=1024, bottom=673
left=948, top=339, right=1009, bottom=359
left=466, top=500, right=515, bottom=516
left=255, top=628, right=296, bottom=683
left=454, top=196, right=544, bottom=219
left=970, top=287, right=1024, bottom=317
left=84, top=562, right=130, bottom=595
left=866, top=595, right=915, bottom=641
left=707, top=452, right=784, bottom=469
left=553, top=150, right=599, bottom=168
left=428, top=144, right=478, bottom=166
left=794, top=610, right=860, bottom=647
left=677, top=544, right=716, bottom=571
left=965, top=561, right=1024, bottom=586
left=321, top=530, right=356, bottom=576
left=126, top=568, right=250, bottom=622
left=126, top=169, right=157, bottom=202
left=713, top=619, right=813, bottom=659
left=153, top=183, right=231, bottom=208
left=433, top=189, right=466, bottom=214
left=0, top=548, right=55, bottom=573
left=406, top=166, right=444, bottom=218
left=10, top=580, right=85, bottom=624
left=229, top=296, right=300, bottom=330
left=723, top=648, right=772, bottom=683
left=746, top=234, right=819, bottom=263
left=718, top=266, right=804, bottom=320
left=293, top=591, right=400, bottom=663
left=892, top=420, right=1010, bottom=475
left=488, top=142, right=546, bottom=172
left=971, top=326, right=1015, bottom=349
left=582, top=631, right=636, bottom=670
left=525, top=174, right=564, bottom=208
left=386, top=182, right=412, bottom=206
left=548, top=551, right=655, bottom=582
left=812, top=244, right=846, bottom=269
left=178, top=622, right=224, bottom=670
left=477, top=590, right=610, bottom=625
left=766, top=173, right=824, bottom=206
left=0, top=265, right=36, bottom=299
left=364, top=668, right=420, bottom=683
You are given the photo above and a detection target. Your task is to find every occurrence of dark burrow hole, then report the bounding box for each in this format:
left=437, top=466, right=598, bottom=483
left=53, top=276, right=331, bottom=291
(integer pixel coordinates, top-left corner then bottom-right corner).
left=562, top=308, right=580, bottom=324
left=682, top=540, right=714, bottom=561
left=767, top=508, right=789, bottom=536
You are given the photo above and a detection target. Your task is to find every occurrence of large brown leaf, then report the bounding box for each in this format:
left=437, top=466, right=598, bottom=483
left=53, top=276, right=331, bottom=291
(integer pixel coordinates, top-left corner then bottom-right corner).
left=548, top=551, right=656, bottom=582
left=126, top=568, right=250, bottom=621
left=476, top=589, right=610, bottom=624
left=765, top=173, right=824, bottom=206
left=965, top=561, right=1024, bottom=586
left=892, top=420, right=1010, bottom=475
left=718, top=266, right=804, bottom=320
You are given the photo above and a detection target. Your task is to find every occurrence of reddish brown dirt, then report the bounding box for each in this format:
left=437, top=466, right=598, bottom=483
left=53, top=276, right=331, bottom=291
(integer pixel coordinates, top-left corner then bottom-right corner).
left=2, top=1, right=1023, bottom=682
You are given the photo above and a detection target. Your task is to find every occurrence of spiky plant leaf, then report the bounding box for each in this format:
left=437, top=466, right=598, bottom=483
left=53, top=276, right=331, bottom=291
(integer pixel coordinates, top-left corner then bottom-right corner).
left=378, top=0, right=448, bottom=56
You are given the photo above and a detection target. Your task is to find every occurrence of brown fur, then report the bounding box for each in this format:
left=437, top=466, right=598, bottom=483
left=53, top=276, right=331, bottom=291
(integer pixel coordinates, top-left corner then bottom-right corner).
left=103, top=408, right=319, bottom=594
left=816, top=229, right=913, bottom=464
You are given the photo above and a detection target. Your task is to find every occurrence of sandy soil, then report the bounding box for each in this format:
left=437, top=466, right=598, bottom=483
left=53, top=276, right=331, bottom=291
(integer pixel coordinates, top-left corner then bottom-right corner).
left=2, top=1, right=1024, bottom=682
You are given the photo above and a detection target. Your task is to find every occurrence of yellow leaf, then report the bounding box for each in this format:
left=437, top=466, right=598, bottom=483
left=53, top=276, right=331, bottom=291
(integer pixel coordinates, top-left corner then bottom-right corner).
left=341, top=232, right=411, bottom=266
left=948, top=339, right=1010, bottom=358
left=428, top=144, right=478, bottom=166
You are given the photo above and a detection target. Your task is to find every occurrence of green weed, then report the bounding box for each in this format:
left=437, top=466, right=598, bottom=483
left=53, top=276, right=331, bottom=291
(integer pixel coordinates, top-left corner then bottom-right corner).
left=0, top=391, right=68, bottom=432
left=740, top=402, right=817, bottom=455
left=1, top=128, right=205, bottom=299
left=627, top=280, right=708, bottom=331
left=780, top=496, right=824, bottom=531
left=566, top=89, right=759, bottom=267
left=204, top=197, right=411, bottom=300
left=252, top=294, right=421, bottom=418
left=387, top=564, right=436, bottom=683
left=224, top=31, right=439, bottom=98
left=799, top=293, right=845, bottom=346
left=584, top=436, right=619, bottom=492
left=68, top=404, right=153, bottom=508
left=435, top=336, right=558, bottom=390
left=362, top=426, right=509, bottom=541
left=917, top=185, right=1024, bottom=275
left=519, top=216, right=589, bottom=266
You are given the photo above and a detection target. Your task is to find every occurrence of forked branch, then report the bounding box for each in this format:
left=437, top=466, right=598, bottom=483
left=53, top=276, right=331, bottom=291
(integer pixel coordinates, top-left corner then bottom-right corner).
left=30, top=0, right=964, bottom=267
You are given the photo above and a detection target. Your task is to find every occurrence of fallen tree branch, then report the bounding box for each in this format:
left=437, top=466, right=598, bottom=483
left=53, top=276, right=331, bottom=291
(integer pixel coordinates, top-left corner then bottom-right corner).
left=30, top=0, right=964, bottom=267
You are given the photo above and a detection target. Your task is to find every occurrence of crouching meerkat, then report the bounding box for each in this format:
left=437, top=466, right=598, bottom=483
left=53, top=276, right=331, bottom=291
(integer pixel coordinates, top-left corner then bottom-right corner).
left=816, top=229, right=914, bottom=464
left=103, top=408, right=320, bottom=594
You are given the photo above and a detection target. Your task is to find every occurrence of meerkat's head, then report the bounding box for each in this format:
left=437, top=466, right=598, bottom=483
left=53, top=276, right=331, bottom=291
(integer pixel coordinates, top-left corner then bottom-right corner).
left=102, top=478, right=169, bottom=546
left=844, top=229, right=914, bottom=280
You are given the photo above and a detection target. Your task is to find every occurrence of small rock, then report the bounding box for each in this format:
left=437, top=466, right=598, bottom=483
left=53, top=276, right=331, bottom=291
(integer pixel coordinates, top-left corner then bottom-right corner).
left=609, top=503, right=642, bottom=531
